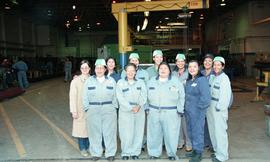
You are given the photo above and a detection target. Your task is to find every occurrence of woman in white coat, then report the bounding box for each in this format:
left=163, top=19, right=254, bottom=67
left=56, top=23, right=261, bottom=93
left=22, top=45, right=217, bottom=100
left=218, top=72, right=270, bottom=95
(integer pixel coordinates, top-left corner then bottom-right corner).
left=69, top=60, right=91, bottom=157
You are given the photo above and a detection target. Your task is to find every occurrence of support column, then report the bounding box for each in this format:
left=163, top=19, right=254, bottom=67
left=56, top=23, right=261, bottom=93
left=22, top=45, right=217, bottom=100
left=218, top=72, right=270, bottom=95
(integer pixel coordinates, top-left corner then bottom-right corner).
left=1, top=14, right=6, bottom=56
left=18, top=18, right=23, bottom=56
left=118, top=9, right=128, bottom=69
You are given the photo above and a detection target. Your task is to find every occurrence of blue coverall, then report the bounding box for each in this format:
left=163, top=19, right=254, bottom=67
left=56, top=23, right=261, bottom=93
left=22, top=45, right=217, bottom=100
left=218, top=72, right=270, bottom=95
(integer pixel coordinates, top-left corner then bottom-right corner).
left=207, top=72, right=232, bottom=162
left=83, top=75, right=118, bottom=158
left=146, top=75, right=185, bottom=158
left=185, top=76, right=211, bottom=154
left=12, top=60, right=29, bottom=89
left=116, top=78, right=147, bottom=157
left=109, top=71, right=121, bottom=82
left=201, top=69, right=215, bottom=147
left=64, top=61, right=72, bottom=81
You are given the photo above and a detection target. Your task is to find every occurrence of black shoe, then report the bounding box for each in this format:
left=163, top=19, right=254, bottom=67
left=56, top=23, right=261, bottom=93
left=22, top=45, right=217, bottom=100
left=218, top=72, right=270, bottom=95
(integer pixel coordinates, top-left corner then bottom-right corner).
left=107, top=156, right=115, bottom=161
left=121, top=156, right=129, bottom=160
left=185, top=151, right=196, bottom=157
left=189, top=153, right=202, bottom=162
left=149, top=156, right=158, bottom=160
left=168, top=156, right=176, bottom=161
left=131, top=156, right=139, bottom=160
left=212, top=157, right=222, bottom=162
left=91, top=156, right=100, bottom=161
left=211, top=153, right=216, bottom=158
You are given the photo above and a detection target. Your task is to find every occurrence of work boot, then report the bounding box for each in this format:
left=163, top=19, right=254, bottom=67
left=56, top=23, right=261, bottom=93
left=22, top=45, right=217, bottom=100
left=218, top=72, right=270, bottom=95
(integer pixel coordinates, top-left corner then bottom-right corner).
left=186, top=150, right=196, bottom=157
left=189, top=152, right=202, bottom=162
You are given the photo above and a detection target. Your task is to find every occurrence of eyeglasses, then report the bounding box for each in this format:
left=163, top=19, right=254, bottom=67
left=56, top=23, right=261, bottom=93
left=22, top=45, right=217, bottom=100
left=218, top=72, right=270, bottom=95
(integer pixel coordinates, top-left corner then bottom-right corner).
left=81, top=67, right=90, bottom=70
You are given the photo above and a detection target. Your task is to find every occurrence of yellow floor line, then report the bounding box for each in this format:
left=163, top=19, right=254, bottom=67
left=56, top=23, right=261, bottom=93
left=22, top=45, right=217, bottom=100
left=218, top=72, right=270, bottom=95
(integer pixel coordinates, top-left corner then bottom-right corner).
left=19, top=96, right=79, bottom=151
left=0, top=104, right=26, bottom=158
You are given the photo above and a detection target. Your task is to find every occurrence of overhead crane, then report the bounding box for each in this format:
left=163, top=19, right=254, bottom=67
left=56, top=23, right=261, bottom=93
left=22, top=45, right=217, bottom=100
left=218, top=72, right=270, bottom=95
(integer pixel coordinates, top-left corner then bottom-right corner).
left=112, top=0, right=209, bottom=68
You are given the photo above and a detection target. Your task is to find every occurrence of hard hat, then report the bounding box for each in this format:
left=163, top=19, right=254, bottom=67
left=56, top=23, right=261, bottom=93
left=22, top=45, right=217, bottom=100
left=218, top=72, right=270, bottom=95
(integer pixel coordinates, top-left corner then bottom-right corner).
left=129, top=53, right=140, bottom=59
left=175, top=53, right=186, bottom=61
left=153, top=50, right=163, bottom=57
left=213, top=56, right=225, bottom=64
left=95, top=59, right=106, bottom=66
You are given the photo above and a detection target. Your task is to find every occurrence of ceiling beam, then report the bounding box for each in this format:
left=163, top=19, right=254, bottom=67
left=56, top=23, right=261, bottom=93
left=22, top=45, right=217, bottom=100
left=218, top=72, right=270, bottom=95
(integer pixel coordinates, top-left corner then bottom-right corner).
left=253, top=17, right=270, bottom=25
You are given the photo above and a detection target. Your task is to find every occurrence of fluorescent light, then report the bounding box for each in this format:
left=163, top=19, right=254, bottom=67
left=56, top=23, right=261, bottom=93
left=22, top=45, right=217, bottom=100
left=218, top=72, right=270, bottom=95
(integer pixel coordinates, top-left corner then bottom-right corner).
left=189, top=11, right=194, bottom=14
left=96, top=22, right=101, bottom=25
left=165, top=17, right=169, bottom=20
left=141, top=18, right=148, bottom=31
left=72, top=5, right=76, bottom=10
left=220, top=0, right=226, bottom=6
left=167, top=22, right=185, bottom=26
left=137, top=25, right=140, bottom=32
left=144, top=11, right=150, bottom=17
left=74, top=16, right=78, bottom=21
left=159, top=25, right=187, bottom=29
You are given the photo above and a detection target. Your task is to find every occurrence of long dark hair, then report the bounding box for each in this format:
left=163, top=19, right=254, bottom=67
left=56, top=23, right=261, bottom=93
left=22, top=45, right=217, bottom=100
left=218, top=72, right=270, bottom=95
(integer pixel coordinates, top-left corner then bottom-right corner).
left=158, top=62, right=172, bottom=77
left=105, top=56, right=117, bottom=75
left=187, top=60, right=203, bottom=80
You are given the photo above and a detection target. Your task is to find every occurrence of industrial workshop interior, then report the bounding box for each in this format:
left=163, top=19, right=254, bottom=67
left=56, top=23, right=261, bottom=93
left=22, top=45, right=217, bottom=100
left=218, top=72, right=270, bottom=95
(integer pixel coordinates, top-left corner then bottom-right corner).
left=0, top=0, right=270, bottom=162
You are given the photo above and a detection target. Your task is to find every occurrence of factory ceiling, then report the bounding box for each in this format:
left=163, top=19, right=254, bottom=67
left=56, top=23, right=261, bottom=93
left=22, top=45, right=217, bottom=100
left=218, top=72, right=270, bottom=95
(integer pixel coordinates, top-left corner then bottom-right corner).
left=0, top=0, right=254, bottom=32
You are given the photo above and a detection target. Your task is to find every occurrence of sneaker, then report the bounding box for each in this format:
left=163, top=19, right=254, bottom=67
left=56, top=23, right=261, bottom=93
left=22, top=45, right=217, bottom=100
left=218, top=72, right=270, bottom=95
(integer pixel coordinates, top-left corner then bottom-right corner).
left=80, top=150, right=89, bottom=157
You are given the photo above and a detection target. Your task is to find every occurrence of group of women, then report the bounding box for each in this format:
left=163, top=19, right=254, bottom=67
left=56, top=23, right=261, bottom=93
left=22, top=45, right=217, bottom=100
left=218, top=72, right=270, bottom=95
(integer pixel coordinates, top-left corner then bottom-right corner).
left=69, top=50, right=232, bottom=162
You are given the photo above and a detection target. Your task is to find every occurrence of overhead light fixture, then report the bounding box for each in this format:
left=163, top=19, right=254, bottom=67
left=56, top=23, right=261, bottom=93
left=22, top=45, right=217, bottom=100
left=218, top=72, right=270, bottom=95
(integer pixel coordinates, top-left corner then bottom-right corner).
left=141, top=18, right=148, bottom=31
left=78, top=27, right=82, bottom=31
left=137, top=25, right=140, bottom=32
left=155, top=26, right=159, bottom=29
left=159, top=25, right=187, bottom=29
left=47, top=10, right=52, bottom=16
left=144, top=11, right=150, bottom=17
left=87, top=24, right=90, bottom=29
left=11, top=0, right=18, bottom=5
left=96, top=22, right=101, bottom=25
left=165, top=17, right=170, bottom=20
left=4, top=3, right=11, bottom=10
left=112, top=0, right=116, bottom=3
left=65, top=21, right=70, bottom=28
left=220, top=0, right=226, bottom=6
left=167, top=22, right=185, bottom=26
left=200, top=17, right=204, bottom=20
left=189, top=11, right=194, bottom=14
left=72, top=5, right=76, bottom=10
left=74, top=16, right=78, bottom=21
left=159, top=20, right=162, bottom=23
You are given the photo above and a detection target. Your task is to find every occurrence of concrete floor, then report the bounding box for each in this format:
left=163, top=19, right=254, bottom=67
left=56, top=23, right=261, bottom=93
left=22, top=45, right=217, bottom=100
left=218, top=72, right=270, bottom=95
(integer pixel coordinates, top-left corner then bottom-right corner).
left=0, top=77, right=270, bottom=162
